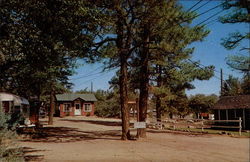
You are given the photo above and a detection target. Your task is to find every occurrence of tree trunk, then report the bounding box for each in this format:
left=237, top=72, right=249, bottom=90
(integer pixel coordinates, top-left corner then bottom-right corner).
left=119, top=56, right=130, bottom=140
left=156, top=96, right=161, bottom=122
left=138, top=25, right=150, bottom=138
left=48, top=87, right=55, bottom=125
left=156, top=65, right=162, bottom=122
left=116, top=9, right=131, bottom=140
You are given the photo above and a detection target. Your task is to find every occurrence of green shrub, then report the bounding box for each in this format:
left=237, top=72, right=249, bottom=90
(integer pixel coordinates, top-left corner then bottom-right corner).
left=86, top=112, right=91, bottom=116
left=0, top=112, right=24, bottom=162
left=95, top=99, right=120, bottom=118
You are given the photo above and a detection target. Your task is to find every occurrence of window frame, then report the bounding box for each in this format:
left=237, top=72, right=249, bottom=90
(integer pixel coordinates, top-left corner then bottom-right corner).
left=84, top=103, right=92, bottom=112
left=63, top=103, right=72, bottom=112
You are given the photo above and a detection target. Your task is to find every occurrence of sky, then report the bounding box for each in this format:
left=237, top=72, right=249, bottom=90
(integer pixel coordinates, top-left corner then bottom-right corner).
left=69, top=0, right=249, bottom=96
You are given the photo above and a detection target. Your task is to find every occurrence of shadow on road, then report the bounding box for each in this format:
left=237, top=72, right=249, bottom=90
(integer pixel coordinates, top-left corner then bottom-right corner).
left=60, top=118, right=122, bottom=126
left=20, top=126, right=121, bottom=143
left=22, top=147, right=44, bottom=162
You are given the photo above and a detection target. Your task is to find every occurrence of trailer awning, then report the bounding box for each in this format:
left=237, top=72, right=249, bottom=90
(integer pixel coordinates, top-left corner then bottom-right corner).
left=0, top=92, right=29, bottom=105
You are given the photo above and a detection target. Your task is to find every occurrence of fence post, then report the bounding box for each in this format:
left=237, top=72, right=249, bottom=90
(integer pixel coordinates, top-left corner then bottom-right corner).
left=201, top=116, right=204, bottom=132
left=239, top=117, right=242, bottom=136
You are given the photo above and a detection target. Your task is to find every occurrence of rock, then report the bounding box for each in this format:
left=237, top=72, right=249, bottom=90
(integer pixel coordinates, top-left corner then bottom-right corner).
left=187, top=120, right=194, bottom=123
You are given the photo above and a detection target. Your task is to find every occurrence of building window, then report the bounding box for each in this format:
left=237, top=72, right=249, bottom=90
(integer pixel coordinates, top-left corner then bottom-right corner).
left=64, top=103, right=71, bottom=112
left=84, top=104, right=92, bottom=112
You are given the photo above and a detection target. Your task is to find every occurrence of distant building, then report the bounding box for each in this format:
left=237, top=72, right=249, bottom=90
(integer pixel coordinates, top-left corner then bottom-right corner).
left=55, top=93, right=97, bottom=117
left=213, top=95, right=250, bottom=130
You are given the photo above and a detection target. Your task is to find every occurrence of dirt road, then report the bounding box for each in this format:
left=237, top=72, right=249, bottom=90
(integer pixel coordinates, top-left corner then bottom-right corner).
left=20, top=116, right=250, bottom=162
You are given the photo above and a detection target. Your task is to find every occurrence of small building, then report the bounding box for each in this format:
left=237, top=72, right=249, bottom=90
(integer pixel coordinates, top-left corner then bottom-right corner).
left=213, top=95, right=250, bottom=130
left=0, top=92, right=29, bottom=114
left=55, top=93, right=97, bottom=117
left=0, top=92, right=30, bottom=124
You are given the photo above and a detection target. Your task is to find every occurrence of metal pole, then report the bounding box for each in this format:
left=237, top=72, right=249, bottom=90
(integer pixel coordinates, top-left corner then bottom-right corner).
left=226, top=109, right=228, bottom=122
left=220, top=68, right=223, bottom=96
left=136, top=98, right=139, bottom=137
left=133, top=104, right=135, bottom=118
left=0, top=98, right=2, bottom=112
left=218, top=110, right=221, bottom=120
left=91, top=82, right=93, bottom=93
left=242, top=109, right=245, bottom=129
left=136, top=98, right=139, bottom=122
left=239, top=117, right=242, bottom=136
left=201, top=116, right=204, bottom=132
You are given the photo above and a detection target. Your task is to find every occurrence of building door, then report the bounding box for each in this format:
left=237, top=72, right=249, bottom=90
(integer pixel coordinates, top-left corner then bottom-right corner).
left=74, top=103, right=81, bottom=115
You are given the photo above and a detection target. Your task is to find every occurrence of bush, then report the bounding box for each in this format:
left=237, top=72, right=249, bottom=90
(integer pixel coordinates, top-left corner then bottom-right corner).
left=0, top=112, right=24, bottom=162
left=95, top=99, right=120, bottom=118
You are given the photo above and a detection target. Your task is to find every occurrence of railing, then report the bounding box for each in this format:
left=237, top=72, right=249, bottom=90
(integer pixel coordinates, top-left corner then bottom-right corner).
left=200, top=117, right=242, bottom=136
left=148, top=117, right=242, bottom=136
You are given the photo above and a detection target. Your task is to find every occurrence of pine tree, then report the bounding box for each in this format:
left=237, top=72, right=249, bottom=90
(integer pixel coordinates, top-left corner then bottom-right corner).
left=0, top=0, right=103, bottom=124
left=132, top=0, right=212, bottom=137
left=220, top=0, right=250, bottom=75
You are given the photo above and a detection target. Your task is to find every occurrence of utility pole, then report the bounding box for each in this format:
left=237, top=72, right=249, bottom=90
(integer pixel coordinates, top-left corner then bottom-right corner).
left=91, top=82, right=93, bottom=93
left=220, top=68, right=223, bottom=96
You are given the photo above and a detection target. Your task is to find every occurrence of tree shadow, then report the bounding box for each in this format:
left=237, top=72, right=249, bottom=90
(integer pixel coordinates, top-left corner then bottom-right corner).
left=22, top=147, right=45, bottom=162
left=60, top=118, right=134, bottom=127
left=60, top=118, right=122, bottom=126
left=20, top=126, right=122, bottom=143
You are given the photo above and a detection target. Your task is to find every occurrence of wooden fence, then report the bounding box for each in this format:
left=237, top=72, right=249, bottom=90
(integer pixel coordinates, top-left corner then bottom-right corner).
left=200, top=117, right=242, bottom=135
left=149, top=117, right=242, bottom=136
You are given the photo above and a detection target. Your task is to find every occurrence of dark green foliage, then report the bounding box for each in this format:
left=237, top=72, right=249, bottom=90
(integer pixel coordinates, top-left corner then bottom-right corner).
left=93, top=90, right=120, bottom=118
left=188, top=94, right=218, bottom=114
left=222, top=75, right=250, bottom=96
left=220, top=0, right=250, bottom=74
left=96, top=1, right=214, bottom=121
left=0, top=0, right=102, bottom=98
left=133, top=0, right=214, bottom=120
left=0, top=112, right=24, bottom=162
left=241, top=76, right=250, bottom=94
left=226, top=55, right=250, bottom=73
left=222, top=75, right=242, bottom=96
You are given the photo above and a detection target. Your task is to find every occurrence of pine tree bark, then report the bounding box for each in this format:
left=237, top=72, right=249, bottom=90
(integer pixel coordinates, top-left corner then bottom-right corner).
left=138, top=25, right=150, bottom=138
left=119, top=55, right=130, bottom=140
left=48, top=87, right=55, bottom=125
left=116, top=7, right=131, bottom=140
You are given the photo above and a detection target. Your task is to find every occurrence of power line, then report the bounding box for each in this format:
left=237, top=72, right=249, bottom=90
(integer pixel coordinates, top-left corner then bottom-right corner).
left=187, top=59, right=232, bottom=80
left=186, top=59, right=222, bottom=80
left=194, top=2, right=224, bottom=21
left=70, top=70, right=104, bottom=80
left=69, top=65, right=106, bottom=80
left=170, top=2, right=225, bottom=29
left=195, top=9, right=224, bottom=26
left=191, top=0, right=212, bottom=13
left=203, top=18, right=219, bottom=27
left=186, top=0, right=204, bottom=12
left=76, top=70, right=114, bottom=87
